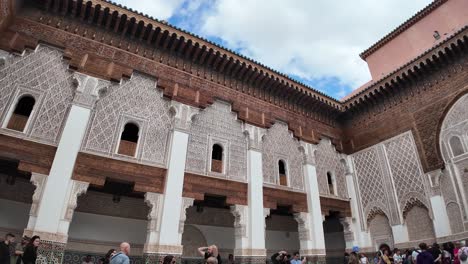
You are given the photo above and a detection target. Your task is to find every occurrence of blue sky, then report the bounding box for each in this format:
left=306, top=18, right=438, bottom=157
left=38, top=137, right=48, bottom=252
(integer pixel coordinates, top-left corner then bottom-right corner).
left=113, top=0, right=432, bottom=99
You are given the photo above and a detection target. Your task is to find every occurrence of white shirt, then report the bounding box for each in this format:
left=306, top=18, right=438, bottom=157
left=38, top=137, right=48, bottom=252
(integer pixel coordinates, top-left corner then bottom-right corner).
left=360, top=257, right=368, bottom=264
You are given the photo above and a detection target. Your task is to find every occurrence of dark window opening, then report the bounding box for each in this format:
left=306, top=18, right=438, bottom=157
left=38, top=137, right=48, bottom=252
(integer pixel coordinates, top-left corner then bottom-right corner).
left=279, top=160, right=287, bottom=186
left=327, top=172, right=335, bottom=195
left=7, top=96, right=35, bottom=132
left=118, top=123, right=139, bottom=156
left=211, top=144, right=223, bottom=173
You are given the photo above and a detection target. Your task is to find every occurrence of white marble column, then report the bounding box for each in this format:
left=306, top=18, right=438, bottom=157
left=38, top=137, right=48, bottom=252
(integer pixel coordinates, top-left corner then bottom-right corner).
left=24, top=73, right=107, bottom=263
left=299, top=142, right=326, bottom=260
left=143, top=101, right=198, bottom=261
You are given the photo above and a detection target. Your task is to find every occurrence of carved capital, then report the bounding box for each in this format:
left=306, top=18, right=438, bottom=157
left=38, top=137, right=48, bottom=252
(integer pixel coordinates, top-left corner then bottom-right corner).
left=427, top=169, right=443, bottom=196
left=300, top=141, right=317, bottom=166
left=230, top=205, right=248, bottom=238
left=72, top=72, right=109, bottom=109
left=179, top=197, right=194, bottom=234
left=145, top=192, right=163, bottom=232
left=243, top=123, right=266, bottom=151
left=29, top=173, right=47, bottom=217
left=294, top=212, right=311, bottom=241
left=63, top=180, right=89, bottom=221
left=169, top=101, right=199, bottom=131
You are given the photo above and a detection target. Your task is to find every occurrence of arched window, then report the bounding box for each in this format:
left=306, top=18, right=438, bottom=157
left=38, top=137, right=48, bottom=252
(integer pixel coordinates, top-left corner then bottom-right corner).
left=278, top=160, right=287, bottom=186
left=117, top=122, right=139, bottom=157
left=211, top=144, right=223, bottom=173
left=327, top=172, right=336, bottom=196
left=6, top=95, right=35, bottom=132
left=449, top=136, right=464, bottom=157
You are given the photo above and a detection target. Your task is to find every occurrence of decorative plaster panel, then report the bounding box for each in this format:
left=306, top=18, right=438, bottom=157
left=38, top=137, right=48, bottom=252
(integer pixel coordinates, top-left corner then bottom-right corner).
left=315, top=138, right=348, bottom=198
left=185, top=101, right=247, bottom=181
left=82, top=73, right=172, bottom=167
left=0, top=45, right=74, bottom=145
left=262, top=122, right=304, bottom=190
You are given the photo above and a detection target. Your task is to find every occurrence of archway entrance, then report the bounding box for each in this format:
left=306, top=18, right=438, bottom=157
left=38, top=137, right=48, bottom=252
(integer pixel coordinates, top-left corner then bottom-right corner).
left=65, top=178, right=148, bottom=264
left=265, top=206, right=300, bottom=261
left=323, top=212, right=345, bottom=264
left=0, top=159, right=34, bottom=238
left=181, top=195, right=235, bottom=264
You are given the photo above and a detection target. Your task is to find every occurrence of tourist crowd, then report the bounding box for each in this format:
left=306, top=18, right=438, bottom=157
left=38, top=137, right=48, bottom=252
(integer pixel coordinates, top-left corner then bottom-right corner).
left=1, top=232, right=468, bottom=264
left=343, top=242, right=468, bottom=264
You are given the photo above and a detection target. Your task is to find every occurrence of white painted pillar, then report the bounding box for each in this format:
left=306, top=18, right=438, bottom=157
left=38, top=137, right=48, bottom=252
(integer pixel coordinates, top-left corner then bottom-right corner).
left=248, top=149, right=266, bottom=253
left=303, top=163, right=326, bottom=252
left=29, top=73, right=107, bottom=238
left=391, top=224, right=410, bottom=244
left=158, top=130, right=189, bottom=246
left=33, top=105, right=91, bottom=233
left=143, top=101, right=198, bottom=258
left=430, top=195, right=451, bottom=237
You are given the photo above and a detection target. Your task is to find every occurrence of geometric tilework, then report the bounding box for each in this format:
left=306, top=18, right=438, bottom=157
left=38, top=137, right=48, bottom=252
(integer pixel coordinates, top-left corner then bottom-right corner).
left=82, top=73, right=172, bottom=167
left=0, top=45, right=74, bottom=145
left=185, top=101, right=247, bottom=181
left=262, top=122, right=304, bottom=190
left=315, top=138, right=348, bottom=198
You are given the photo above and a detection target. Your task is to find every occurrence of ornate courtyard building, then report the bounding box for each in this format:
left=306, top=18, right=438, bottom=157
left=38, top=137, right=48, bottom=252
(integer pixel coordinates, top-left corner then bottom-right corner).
left=0, top=0, right=467, bottom=263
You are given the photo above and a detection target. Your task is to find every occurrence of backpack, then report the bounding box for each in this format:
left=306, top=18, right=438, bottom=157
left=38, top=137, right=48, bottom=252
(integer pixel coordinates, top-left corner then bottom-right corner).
left=460, top=250, right=467, bottom=262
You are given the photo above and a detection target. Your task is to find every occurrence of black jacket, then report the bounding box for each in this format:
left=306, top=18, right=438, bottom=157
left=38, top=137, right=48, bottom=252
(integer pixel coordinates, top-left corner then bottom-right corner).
left=21, top=245, right=37, bottom=264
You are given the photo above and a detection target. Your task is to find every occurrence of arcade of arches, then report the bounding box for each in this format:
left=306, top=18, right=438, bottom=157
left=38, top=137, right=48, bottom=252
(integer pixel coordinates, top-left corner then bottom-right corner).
left=0, top=0, right=468, bottom=264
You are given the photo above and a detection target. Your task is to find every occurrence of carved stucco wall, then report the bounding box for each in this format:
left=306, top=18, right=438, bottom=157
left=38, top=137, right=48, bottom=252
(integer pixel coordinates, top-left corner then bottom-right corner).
left=82, top=73, right=172, bottom=167
left=439, top=93, right=468, bottom=233
left=405, top=205, right=435, bottom=241
left=315, top=138, right=348, bottom=198
left=0, top=45, right=74, bottom=145
left=185, top=101, right=247, bottom=181
left=352, top=131, right=434, bottom=235
left=262, top=122, right=304, bottom=190
left=368, top=214, right=394, bottom=249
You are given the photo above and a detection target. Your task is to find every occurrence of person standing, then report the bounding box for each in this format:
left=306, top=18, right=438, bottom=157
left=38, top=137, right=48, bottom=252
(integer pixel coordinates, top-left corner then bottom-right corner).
left=393, top=249, right=403, bottom=264
left=430, top=243, right=443, bottom=264
left=290, top=252, right=306, bottom=264
left=0, top=234, right=15, bottom=264
left=110, top=242, right=130, bottom=264
left=455, top=242, right=462, bottom=264
left=459, top=246, right=468, bottom=264
left=416, top=243, right=434, bottom=264
left=82, top=255, right=94, bottom=264
left=198, top=245, right=222, bottom=264
left=359, top=253, right=368, bottom=264
left=22, top=236, right=40, bottom=264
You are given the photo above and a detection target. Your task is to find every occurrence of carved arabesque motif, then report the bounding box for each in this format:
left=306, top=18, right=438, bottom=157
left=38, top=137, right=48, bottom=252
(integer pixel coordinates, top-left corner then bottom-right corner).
left=0, top=45, right=74, bottom=144
left=442, top=93, right=468, bottom=130
left=82, top=73, right=172, bottom=166
left=384, top=132, right=431, bottom=212
left=185, top=101, right=247, bottom=181
left=315, top=138, right=348, bottom=198
left=262, top=122, right=304, bottom=190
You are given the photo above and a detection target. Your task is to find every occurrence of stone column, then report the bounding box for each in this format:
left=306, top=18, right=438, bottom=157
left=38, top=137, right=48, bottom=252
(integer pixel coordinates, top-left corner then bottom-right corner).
left=344, top=156, right=373, bottom=251
left=142, top=101, right=198, bottom=263
left=298, top=142, right=326, bottom=263
left=23, top=73, right=107, bottom=263
left=230, top=124, right=268, bottom=264
left=427, top=169, right=451, bottom=237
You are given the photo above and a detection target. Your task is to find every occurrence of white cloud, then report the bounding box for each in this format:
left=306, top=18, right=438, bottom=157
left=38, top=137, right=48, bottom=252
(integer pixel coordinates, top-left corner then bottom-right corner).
left=112, top=0, right=432, bottom=97
left=199, top=0, right=432, bottom=91
left=112, top=0, right=185, bottom=20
